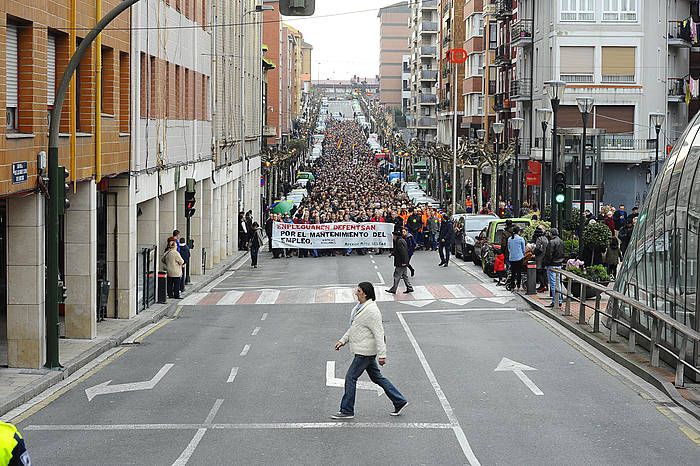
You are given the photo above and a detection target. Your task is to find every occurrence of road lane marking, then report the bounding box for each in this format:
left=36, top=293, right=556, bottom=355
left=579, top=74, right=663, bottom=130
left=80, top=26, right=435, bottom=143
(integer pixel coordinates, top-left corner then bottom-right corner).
left=218, top=290, right=244, bottom=305
left=256, top=289, right=280, bottom=304
left=397, top=311, right=481, bottom=466
left=251, top=327, right=261, bottom=336
left=201, top=270, right=235, bottom=292
left=179, top=293, right=207, bottom=305
left=172, top=399, right=224, bottom=466
left=444, top=284, right=473, bottom=298
left=374, top=265, right=379, bottom=270
left=376, top=271, right=385, bottom=285
left=399, top=307, right=515, bottom=315
left=240, top=345, right=250, bottom=356
left=261, top=313, right=268, bottom=321
left=410, top=286, right=433, bottom=301
left=226, top=368, right=239, bottom=384
left=371, top=260, right=376, bottom=264
left=26, top=422, right=453, bottom=431
left=334, top=288, right=355, bottom=303
left=326, top=361, right=383, bottom=396
left=85, top=364, right=174, bottom=401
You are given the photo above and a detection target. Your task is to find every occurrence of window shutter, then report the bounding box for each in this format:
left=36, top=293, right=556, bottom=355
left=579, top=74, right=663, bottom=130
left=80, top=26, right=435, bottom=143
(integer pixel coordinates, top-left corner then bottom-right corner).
left=560, top=47, right=594, bottom=75
left=6, top=25, right=18, bottom=108
left=595, top=105, right=634, bottom=134
left=602, top=47, right=635, bottom=76
left=47, top=34, right=56, bottom=105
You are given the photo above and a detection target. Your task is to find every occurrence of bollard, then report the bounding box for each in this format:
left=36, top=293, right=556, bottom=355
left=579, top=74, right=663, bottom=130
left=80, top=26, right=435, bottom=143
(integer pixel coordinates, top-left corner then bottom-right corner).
left=526, top=261, right=537, bottom=295
left=157, top=271, right=168, bottom=304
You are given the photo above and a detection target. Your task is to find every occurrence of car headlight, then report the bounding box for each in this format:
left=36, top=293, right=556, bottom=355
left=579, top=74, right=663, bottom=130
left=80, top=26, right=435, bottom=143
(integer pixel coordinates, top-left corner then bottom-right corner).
left=464, top=235, right=475, bottom=246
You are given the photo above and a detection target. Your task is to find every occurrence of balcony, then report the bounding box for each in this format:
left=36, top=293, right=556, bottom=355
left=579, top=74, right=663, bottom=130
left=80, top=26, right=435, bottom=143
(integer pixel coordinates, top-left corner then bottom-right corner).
left=494, top=0, right=513, bottom=20
left=510, top=78, right=532, bottom=101
left=422, top=0, right=438, bottom=9
left=420, top=46, right=438, bottom=57
left=420, top=21, right=439, bottom=33
left=419, top=93, right=438, bottom=104
left=417, top=117, right=437, bottom=127
left=668, top=78, right=686, bottom=103
left=561, top=73, right=594, bottom=84
left=493, top=93, right=511, bottom=112
left=511, top=19, right=533, bottom=47
left=420, top=70, right=439, bottom=81
left=263, top=125, right=276, bottom=137
left=668, top=20, right=691, bottom=48
left=494, top=44, right=511, bottom=67
left=488, top=80, right=497, bottom=95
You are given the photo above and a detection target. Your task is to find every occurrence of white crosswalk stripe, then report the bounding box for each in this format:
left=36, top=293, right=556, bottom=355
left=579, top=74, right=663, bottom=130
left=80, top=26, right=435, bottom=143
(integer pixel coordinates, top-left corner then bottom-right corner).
left=256, top=290, right=280, bottom=305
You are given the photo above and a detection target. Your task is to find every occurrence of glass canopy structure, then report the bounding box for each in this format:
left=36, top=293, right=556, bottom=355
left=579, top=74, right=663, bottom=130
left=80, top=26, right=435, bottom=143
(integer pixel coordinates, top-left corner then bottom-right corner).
left=615, top=113, right=699, bottom=373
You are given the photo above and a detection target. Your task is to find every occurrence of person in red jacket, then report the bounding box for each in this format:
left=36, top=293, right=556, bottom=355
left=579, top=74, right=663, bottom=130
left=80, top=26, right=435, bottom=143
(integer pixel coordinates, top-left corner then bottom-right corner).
left=494, top=252, right=507, bottom=286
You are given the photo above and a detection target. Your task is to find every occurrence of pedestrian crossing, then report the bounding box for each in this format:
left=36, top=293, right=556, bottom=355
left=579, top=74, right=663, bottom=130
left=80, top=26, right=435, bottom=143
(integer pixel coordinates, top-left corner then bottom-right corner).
left=179, top=283, right=515, bottom=306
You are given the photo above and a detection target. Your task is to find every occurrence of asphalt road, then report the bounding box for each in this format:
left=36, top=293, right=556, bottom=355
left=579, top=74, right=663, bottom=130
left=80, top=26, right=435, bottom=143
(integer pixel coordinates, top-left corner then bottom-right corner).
left=10, top=249, right=700, bottom=465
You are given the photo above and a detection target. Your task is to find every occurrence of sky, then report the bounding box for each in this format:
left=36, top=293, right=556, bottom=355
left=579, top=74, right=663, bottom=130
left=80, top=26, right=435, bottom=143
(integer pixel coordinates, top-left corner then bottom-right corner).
left=282, top=0, right=402, bottom=81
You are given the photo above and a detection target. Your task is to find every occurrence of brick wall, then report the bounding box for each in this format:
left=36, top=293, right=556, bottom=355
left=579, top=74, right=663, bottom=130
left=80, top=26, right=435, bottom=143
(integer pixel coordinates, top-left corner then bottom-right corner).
left=0, top=0, right=130, bottom=196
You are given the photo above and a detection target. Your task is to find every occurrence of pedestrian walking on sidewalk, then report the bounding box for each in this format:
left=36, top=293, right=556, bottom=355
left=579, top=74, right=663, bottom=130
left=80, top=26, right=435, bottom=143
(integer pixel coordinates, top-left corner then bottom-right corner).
left=161, top=240, right=185, bottom=299
left=438, top=214, right=454, bottom=267
left=332, top=282, right=408, bottom=419
left=250, top=222, right=264, bottom=268
left=386, top=230, right=413, bottom=294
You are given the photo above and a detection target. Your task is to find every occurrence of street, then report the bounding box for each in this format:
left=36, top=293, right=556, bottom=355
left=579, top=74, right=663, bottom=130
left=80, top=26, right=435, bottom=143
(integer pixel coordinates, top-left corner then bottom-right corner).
left=7, top=249, right=699, bottom=465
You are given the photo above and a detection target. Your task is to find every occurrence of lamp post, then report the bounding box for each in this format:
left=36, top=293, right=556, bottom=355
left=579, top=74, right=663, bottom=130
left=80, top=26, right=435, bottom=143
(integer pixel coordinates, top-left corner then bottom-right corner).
left=492, top=122, right=505, bottom=211
left=650, top=112, right=665, bottom=176
left=544, top=80, right=566, bottom=229
left=536, top=108, right=552, bottom=215
left=240, top=3, right=275, bottom=213
left=576, top=97, right=594, bottom=257
left=476, top=128, right=486, bottom=210
left=510, top=117, right=524, bottom=216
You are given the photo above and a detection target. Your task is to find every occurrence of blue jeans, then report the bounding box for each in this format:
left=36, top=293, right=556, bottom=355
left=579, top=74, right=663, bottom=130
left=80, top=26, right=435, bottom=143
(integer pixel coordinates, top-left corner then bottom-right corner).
left=547, top=266, right=562, bottom=304
left=340, top=355, right=407, bottom=415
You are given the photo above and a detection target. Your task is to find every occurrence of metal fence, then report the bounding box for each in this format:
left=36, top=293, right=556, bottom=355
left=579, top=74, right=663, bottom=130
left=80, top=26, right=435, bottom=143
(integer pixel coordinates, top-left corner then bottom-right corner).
left=554, top=269, right=700, bottom=386
left=137, top=245, right=157, bottom=313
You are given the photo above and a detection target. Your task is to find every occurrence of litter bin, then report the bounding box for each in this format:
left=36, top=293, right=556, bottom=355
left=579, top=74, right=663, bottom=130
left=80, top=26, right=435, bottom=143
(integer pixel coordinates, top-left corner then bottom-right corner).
left=97, top=279, right=110, bottom=321
left=526, top=261, right=537, bottom=295
left=157, top=271, right=168, bottom=304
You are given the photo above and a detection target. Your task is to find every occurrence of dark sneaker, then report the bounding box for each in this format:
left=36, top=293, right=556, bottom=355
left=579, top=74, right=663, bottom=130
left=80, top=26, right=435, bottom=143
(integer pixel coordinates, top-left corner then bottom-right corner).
left=390, top=402, right=409, bottom=416
left=404, top=289, right=414, bottom=293
left=385, top=289, right=396, bottom=294
left=331, top=412, right=354, bottom=420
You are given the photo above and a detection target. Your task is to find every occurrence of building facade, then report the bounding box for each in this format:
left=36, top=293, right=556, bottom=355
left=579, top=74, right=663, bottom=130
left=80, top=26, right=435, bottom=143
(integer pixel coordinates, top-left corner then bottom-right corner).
left=437, top=0, right=467, bottom=145
left=408, top=0, right=440, bottom=143
left=378, top=2, right=411, bottom=111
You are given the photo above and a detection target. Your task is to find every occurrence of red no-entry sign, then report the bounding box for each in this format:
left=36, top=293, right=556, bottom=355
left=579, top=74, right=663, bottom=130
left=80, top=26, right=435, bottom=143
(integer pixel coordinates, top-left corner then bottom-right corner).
left=446, top=48, right=468, bottom=64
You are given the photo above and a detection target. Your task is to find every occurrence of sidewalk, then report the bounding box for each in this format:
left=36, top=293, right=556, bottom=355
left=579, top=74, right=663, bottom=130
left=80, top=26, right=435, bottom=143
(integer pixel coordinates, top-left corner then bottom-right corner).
left=522, top=286, right=700, bottom=422
left=0, top=251, right=249, bottom=417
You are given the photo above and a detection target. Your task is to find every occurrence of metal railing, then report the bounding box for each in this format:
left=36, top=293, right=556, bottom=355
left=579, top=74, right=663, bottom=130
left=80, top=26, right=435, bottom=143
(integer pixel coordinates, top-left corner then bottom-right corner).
left=554, top=269, right=700, bottom=386
left=668, top=19, right=691, bottom=44
left=510, top=78, right=532, bottom=98
left=420, top=70, right=438, bottom=81
left=420, top=46, right=437, bottom=56
left=600, top=136, right=654, bottom=150
left=668, top=78, right=685, bottom=99
left=511, top=19, right=533, bottom=44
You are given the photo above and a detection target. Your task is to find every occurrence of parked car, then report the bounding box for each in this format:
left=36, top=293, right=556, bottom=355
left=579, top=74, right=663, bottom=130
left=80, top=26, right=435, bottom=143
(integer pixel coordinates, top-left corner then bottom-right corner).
left=402, top=182, right=420, bottom=192
left=475, top=218, right=534, bottom=276
left=454, top=214, right=499, bottom=260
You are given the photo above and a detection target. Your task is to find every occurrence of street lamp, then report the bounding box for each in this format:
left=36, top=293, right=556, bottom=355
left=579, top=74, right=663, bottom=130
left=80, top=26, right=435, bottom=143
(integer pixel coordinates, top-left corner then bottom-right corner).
left=492, top=122, right=505, bottom=211
left=544, top=79, right=566, bottom=229
left=536, top=108, right=552, bottom=214
left=240, top=3, right=275, bottom=212
left=576, top=97, right=594, bottom=257
left=650, top=112, right=665, bottom=176
left=476, top=128, right=486, bottom=140
left=510, top=117, right=524, bottom=216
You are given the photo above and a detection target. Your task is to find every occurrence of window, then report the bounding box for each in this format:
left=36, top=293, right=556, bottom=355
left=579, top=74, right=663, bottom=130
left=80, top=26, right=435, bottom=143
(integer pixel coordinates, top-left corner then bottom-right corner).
left=47, top=33, right=56, bottom=106
left=466, top=14, right=483, bottom=38
left=175, top=65, right=181, bottom=118
left=603, top=0, right=637, bottom=22
left=6, top=24, right=18, bottom=130
left=468, top=53, right=484, bottom=77
left=560, top=0, right=594, bottom=22
left=560, top=46, right=594, bottom=83
left=602, top=47, right=635, bottom=83
left=468, top=94, right=484, bottom=116
left=119, top=52, right=129, bottom=132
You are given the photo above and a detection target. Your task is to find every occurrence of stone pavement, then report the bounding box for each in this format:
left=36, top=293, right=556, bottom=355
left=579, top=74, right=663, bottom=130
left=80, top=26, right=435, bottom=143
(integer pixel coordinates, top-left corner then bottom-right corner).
left=0, top=251, right=249, bottom=418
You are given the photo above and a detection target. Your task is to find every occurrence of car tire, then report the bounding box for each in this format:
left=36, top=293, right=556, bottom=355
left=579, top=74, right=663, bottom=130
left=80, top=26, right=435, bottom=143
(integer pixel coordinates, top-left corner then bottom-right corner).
left=473, top=254, right=481, bottom=266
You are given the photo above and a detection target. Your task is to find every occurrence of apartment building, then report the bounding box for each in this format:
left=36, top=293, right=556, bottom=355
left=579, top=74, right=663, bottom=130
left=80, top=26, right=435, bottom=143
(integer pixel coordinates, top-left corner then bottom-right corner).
left=462, top=0, right=493, bottom=138
left=301, top=41, right=313, bottom=94
left=408, top=0, right=440, bottom=143
left=378, top=2, right=411, bottom=110
left=483, top=0, right=692, bottom=209
left=437, top=0, right=467, bottom=144
left=0, top=0, right=131, bottom=367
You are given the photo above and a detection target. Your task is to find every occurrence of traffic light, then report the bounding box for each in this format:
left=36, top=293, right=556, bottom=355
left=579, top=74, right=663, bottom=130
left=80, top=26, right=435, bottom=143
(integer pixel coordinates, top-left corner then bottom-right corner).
left=185, top=190, right=196, bottom=218
left=554, top=171, right=567, bottom=205
left=279, top=0, right=315, bottom=16
left=59, top=166, right=70, bottom=214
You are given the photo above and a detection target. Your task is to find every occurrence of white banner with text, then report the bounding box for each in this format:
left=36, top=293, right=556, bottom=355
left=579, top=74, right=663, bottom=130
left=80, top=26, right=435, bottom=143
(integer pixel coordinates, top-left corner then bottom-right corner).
left=272, top=222, right=394, bottom=249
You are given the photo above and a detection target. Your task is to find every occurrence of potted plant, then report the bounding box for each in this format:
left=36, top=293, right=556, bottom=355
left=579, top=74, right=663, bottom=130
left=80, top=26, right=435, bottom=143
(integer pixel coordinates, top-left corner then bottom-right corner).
left=566, top=265, right=610, bottom=299
left=581, top=222, right=612, bottom=265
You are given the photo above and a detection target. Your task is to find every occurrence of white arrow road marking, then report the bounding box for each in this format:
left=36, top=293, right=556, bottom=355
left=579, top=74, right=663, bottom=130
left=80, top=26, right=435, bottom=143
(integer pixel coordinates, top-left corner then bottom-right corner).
left=441, top=298, right=476, bottom=306
left=85, top=364, right=174, bottom=401
left=404, top=300, right=435, bottom=308
left=494, top=357, right=543, bottom=396
left=325, top=361, right=383, bottom=397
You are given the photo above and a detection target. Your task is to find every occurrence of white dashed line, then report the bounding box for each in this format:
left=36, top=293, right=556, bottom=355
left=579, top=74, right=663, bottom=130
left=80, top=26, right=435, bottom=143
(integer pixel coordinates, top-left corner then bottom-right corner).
left=251, top=327, right=261, bottom=336
left=261, top=313, right=268, bottom=321
left=226, top=367, right=239, bottom=384
left=240, top=345, right=250, bottom=357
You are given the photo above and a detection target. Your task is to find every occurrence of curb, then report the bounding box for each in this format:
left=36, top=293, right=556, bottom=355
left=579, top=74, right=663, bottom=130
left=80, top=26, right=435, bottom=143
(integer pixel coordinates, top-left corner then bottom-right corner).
left=521, top=294, right=700, bottom=423
left=0, top=251, right=249, bottom=418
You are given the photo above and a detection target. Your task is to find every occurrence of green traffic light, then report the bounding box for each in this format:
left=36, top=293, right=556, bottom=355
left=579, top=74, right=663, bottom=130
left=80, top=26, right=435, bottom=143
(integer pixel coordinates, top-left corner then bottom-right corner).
left=555, top=193, right=566, bottom=204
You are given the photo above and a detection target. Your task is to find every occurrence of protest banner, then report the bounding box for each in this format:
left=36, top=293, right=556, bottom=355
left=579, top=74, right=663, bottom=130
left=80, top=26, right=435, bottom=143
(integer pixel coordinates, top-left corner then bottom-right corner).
left=272, top=222, right=394, bottom=249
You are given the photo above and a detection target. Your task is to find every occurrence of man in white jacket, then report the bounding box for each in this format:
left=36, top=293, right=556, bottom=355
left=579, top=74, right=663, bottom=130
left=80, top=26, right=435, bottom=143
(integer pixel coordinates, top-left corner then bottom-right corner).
left=332, top=282, right=408, bottom=419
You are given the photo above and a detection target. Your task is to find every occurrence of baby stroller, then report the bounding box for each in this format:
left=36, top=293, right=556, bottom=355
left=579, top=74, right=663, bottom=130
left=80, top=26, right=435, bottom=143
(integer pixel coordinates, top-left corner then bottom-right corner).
left=505, top=265, right=528, bottom=292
